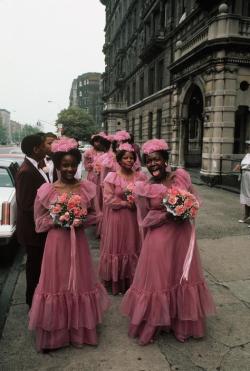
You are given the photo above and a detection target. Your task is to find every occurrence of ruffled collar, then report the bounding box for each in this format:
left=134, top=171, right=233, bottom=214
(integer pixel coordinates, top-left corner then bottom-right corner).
left=37, top=181, right=96, bottom=208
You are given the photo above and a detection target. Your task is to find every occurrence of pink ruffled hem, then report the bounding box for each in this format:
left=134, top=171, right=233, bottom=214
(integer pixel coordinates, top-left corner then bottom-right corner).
left=121, top=281, right=216, bottom=343
left=29, top=283, right=110, bottom=332
left=35, top=326, right=98, bottom=351
left=99, top=253, right=138, bottom=295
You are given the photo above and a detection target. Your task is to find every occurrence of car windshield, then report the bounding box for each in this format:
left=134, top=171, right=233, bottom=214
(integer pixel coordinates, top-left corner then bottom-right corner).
left=0, top=168, right=13, bottom=187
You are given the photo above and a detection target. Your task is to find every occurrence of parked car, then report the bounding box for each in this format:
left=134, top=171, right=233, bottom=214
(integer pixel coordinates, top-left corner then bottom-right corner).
left=0, top=153, right=24, bottom=166
left=0, top=160, right=19, bottom=258
left=78, top=144, right=92, bottom=153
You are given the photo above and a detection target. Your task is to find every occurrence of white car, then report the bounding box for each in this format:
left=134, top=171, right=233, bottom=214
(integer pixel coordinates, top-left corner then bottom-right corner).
left=78, top=144, right=92, bottom=153
left=0, top=159, right=19, bottom=247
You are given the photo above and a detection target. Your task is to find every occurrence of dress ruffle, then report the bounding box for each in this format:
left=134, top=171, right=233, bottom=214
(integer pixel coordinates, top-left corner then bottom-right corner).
left=99, top=252, right=138, bottom=284
left=29, top=283, right=110, bottom=332
left=121, top=281, right=216, bottom=326
left=37, top=181, right=97, bottom=209
left=121, top=281, right=216, bottom=344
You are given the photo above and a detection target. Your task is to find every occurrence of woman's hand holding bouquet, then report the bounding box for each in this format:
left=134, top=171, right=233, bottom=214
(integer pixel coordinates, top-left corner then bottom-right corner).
left=50, top=193, right=87, bottom=228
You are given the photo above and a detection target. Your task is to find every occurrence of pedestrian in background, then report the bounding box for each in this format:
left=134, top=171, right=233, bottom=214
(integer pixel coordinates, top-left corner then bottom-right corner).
left=121, top=139, right=216, bottom=345
left=99, top=143, right=147, bottom=295
left=234, top=140, right=250, bottom=225
left=16, top=134, right=48, bottom=307
left=29, top=137, right=109, bottom=352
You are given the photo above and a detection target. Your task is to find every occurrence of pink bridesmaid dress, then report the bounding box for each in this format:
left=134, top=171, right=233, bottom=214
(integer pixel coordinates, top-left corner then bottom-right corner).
left=29, top=181, right=110, bottom=351
left=99, top=170, right=147, bottom=295
left=83, top=148, right=104, bottom=210
left=121, top=169, right=216, bottom=344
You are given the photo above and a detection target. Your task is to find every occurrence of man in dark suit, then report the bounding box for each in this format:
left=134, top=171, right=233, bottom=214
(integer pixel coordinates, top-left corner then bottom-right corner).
left=16, top=134, right=48, bottom=307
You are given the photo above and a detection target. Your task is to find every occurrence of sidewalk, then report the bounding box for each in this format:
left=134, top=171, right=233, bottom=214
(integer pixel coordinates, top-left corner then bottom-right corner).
left=0, top=185, right=250, bottom=371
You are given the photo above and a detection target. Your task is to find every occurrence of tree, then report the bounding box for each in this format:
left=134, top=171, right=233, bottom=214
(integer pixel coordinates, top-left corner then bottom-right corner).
left=0, top=116, right=8, bottom=145
left=56, top=107, right=98, bottom=141
left=20, top=124, right=40, bottom=138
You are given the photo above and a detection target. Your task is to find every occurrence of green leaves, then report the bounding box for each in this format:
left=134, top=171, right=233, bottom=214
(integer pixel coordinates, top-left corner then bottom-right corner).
left=56, top=107, right=98, bottom=141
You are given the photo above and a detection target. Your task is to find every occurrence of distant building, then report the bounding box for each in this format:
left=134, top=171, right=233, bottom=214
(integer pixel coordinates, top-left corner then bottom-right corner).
left=0, top=109, right=11, bottom=143
left=100, top=0, right=250, bottom=186
left=69, top=72, right=103, bottom=128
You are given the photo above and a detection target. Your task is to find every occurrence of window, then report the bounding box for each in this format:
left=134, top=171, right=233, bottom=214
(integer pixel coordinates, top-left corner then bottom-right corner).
left=79, top=81, right=82, bottom=87
left=139, top=73, right=144, bottom=100
left=139, top=115, right=143, bottom=140
left=132, top=118, right=135, bottom=136
left=79, top=91, right=82, bottom=97
left=126, top=119, right=129, bottom=131
left=127, top=86, right=130, bottom=106
left=157, top=60, right=164, bottom=91
left=0, top=169, right=13, bottom=187
left=132, top=81, right=136, bottom=104
left=148, top=66, right=155, bottom=95
left=148, top=112, right=153, bottom=139
left=156, top=109, right=162, bottom=138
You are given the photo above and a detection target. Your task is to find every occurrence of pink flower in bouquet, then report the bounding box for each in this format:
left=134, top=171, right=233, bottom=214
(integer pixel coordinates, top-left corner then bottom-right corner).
left=58, top=193, right=68, bottom=204
left=68, top=195, right=81, bottom=209
left=63, top=212, right=70, bottom=221
left=184, top=197, right=194, bottom=209
left=168, top=195, right=178, bottom=205
left=79, top=208, right=88, bottom=217
left=71, top=207, right=83, bottom=218
left=175, top=205, right=186, bottom=216
left=52, top=204, right=62, bottom=214
left=59, top=215, right=66, bottom=222
left=127, top=194, right=135, bottom=204
left=190, top=206, right=198, bottom=218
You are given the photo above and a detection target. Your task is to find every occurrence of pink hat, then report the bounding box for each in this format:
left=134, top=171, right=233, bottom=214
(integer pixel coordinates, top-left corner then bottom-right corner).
left=118, top=143, right=134, bottom=152
left=113, top=130, right=131, bottom=142
left=142, top=139, right=169, bottom=154
left=51, top=137, right=78, bottom=153
left=91, top=132, right=111, bottom=142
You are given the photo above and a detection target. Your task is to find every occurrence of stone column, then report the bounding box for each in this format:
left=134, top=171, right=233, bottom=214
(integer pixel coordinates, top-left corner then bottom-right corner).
left=201, top=60, right=237, bottom=183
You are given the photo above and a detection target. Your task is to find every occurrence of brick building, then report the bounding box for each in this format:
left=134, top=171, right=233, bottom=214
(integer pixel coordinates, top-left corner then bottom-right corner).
left=100, top=0, right=250, bottom=185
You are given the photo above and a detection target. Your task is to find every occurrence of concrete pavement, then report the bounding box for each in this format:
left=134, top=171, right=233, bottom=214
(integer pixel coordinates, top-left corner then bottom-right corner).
left=0, top=184, right=250, bottom=371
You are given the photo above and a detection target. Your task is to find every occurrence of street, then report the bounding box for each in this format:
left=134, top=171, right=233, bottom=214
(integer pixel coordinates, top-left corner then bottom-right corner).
left=0, top=182, right=249, bottom=371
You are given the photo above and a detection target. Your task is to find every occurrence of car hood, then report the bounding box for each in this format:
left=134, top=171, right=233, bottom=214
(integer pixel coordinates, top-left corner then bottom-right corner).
left=0, top=187, right=15, bottom=204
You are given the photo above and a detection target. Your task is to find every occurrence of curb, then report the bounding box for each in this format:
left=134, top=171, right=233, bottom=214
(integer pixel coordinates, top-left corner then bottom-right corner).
left=0, top=248, right=25, bottom=338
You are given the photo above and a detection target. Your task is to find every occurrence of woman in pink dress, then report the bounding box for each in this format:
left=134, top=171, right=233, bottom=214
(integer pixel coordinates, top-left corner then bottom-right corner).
left=29, top=137, right=109, bottom=352
left=99, top=143, right=147, bottom=295
left=121, top=139, right=216, bottom=345
left=84, top=132, right=111, bottom=210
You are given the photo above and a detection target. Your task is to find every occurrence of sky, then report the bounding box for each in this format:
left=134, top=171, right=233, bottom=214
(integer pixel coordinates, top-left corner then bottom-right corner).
left=0, top=0, right=106, bottom=132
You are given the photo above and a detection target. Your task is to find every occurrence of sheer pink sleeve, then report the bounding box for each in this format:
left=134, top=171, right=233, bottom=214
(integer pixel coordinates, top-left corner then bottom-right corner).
left=84, top=196, right=100, bottom=227
left=103, top=181, right=128, bottom=210
left=83, top=149, right=94, bottom=172
left=34, top=194, right=54, bottom=233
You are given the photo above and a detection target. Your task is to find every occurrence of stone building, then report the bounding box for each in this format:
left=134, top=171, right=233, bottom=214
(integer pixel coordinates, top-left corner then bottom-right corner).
left=69, top=72, right=103, bottom=128
left=100, top=0, right=250, bottom=185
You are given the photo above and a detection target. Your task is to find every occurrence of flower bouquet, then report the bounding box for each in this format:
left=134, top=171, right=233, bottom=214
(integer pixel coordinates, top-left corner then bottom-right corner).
left=50, top=193, right=87, bottom=228
left=93, top=161, right=102, bottom=174
left=162, top=187, right=199, bottom=221
left=124, top=183, right=136, bottom=204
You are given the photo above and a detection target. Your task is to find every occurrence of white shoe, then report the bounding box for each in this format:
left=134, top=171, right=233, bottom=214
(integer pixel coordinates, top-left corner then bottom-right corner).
left=238, top=219, right=246, bottom=223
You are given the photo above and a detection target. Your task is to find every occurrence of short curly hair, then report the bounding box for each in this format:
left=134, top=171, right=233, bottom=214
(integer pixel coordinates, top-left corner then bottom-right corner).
left=52, top=148, right=82, bottom=170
